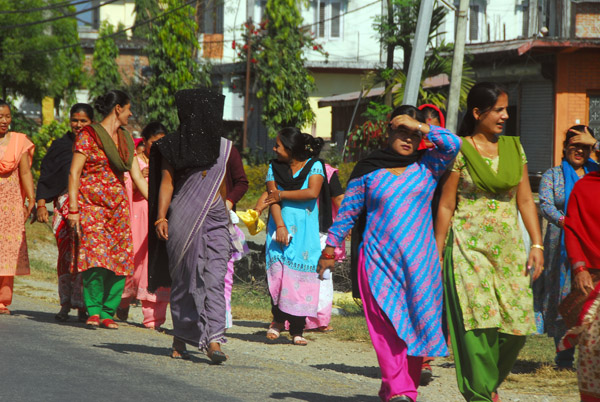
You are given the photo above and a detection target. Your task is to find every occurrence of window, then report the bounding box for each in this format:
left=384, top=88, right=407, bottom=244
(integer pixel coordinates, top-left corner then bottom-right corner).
left=315, top=0, right=342, bottom=39
left=469, top=5, right=479, bottom=41
left=202, top=0, right=224, bottom=34
left=589, top=95, right=600, bottom=139
left=76, top=0, right=100, bottom=30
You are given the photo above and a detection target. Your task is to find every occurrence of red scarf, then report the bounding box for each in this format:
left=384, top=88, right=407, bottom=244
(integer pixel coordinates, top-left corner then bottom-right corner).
left=565, top=171, right=600, bottom=269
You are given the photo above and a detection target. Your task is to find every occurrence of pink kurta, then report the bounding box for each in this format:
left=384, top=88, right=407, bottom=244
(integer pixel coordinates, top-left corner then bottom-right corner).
left=0, top=132, right=34, bottom=276
left=123, top=156, right=170, bottom=303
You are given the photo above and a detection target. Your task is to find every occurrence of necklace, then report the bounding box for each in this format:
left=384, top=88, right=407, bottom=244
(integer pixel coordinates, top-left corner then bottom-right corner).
left=388, top=167, right=406, bottom=176
left=470, top=137, right=496, bottom=158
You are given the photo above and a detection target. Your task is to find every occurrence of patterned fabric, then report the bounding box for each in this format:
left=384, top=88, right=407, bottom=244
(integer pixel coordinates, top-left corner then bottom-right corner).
left=0, top=132, right=34, bottom=276
left=265, top=159, right=325, bottom=318
left=534, top=166, right=570, bottom=336
left=72, top=128, right=133, bottom=276
left=450, top=145, right=536, bottom=335
left=327, top=126, right=460, bottom=356
left=559, top=282, right=600, bottom=402
left=53, top=193, right=83, bottom=308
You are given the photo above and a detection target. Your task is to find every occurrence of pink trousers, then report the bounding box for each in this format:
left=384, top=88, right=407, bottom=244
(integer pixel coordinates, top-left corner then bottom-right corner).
left=140, top=300, right=168, bottom=329
left=358, top=251, right=422, bottom=402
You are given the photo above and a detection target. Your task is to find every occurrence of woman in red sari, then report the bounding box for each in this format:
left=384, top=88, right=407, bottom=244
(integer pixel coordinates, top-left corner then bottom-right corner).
left=68, top=90, right=148, bottom=329
left=0, top=100, right=35, bottom=315
left=36, top=103, right=94, bottom=322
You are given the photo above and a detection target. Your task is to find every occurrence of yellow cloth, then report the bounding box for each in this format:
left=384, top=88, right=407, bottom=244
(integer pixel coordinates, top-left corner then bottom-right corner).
left=236, top=209, right=265, bottom=235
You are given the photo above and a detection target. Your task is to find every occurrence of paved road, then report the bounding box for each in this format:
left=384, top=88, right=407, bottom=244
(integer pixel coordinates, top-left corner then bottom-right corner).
left=0, top=295, right=381, bottom=402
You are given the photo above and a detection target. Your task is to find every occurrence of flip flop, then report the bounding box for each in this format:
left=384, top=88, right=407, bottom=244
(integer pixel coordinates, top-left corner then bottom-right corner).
left=170, top=348, right=190, bottom=360
left=207, top=350, right=228, bottom=364
left=86, top=314, right=100, bottom=329
left=292, top=335, right=308, bottom=346
left=101, top=318, right=119, bottom=329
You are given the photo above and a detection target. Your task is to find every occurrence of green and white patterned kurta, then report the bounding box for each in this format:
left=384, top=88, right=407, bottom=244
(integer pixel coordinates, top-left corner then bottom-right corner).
left=450, top=146, right=536, bottom=335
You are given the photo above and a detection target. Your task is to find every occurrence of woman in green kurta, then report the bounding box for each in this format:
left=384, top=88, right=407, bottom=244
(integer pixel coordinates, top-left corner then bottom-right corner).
left=435, top=82, right=544, bottom=402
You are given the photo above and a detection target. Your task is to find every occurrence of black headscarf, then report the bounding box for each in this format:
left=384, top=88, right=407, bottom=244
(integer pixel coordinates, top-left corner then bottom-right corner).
left=35, top=132, right=75, bottom=202
left=270, top=158, right=333, bottom=232
left=348, top=147, right=423, bottom=298
left=147, top=88, right=226, bottom=292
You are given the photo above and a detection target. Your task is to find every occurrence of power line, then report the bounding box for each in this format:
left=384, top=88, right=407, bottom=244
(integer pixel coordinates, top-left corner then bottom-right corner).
left=0, top=0, right=91, bottom=15
left=299, top=0, right=380, bottom=30
left=1, top=0, right=121, bottom=30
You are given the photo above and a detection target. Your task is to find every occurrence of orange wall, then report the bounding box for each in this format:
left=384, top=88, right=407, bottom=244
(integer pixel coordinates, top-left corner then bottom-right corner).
left=554, top=49, right=600, bottom=165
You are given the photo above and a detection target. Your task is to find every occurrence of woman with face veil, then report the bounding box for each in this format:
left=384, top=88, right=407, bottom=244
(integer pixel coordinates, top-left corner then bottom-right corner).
left=148, top=89, right=232, bottom=364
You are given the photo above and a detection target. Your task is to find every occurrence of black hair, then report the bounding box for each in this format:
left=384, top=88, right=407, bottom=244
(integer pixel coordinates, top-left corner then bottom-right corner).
left=141, top=121, right=167, bottom=140
left=278, top=127, right=324, bottom=161
left=69, top=103, right=94, bottom=120
left=420, top=106, right=441, bottom=122
left=564, top=125, right=595, bottom=149
left=0, top=99, right=10, bottom=110
left=389, top=105, right=425, bottom=123
left=94, top=89, right=130, bottom=117
left=458, top=82, right=507, bottom=137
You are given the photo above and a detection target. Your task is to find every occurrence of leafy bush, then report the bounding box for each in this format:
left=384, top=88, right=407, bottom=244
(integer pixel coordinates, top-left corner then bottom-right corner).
left=32, top=120, right=70, bottom=181
left=344, top=120, right=388, bottom=161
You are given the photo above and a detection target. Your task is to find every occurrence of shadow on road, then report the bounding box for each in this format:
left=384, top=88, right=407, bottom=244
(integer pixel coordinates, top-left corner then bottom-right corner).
left=511, top=359, right=546, bottom=374
left=232, top=320, right=268, bottom=329
left=12, top=309, right=88, bottom=327
left=270, top=391, right=379, bottom=401
left=227, top=330, right=291, bottom=345
left=311, top=363, right=380, bottom=379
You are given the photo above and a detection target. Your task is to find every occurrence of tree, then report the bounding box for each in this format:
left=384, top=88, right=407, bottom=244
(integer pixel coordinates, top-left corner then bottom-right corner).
left=142, top=0, right=210, bottom=132
left=235, top=0, right=319, bottom=138
left=370, top=0, right=473, bottom=109
left=0, top=0, right=84, bottom=103
left=88, top=21, right=122, bottom=101
left=133, top=0, right=161, bottom=39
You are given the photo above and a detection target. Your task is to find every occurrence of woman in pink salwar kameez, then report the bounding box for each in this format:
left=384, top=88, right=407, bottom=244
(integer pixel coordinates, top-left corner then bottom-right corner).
left=118, top=122, right=170, bottom=329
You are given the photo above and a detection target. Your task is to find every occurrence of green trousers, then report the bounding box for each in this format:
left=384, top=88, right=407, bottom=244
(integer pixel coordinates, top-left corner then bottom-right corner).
left=82, top=268, right=126, bottom=320
left=444, top=231, right=526, bottom=402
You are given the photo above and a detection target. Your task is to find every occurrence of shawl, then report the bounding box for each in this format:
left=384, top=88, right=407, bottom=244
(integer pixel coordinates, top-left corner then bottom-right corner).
left=347, top=148, right=422, bottom=298
left=85, top=123, right=134, bottom=172
left=418, top=104, right=445, bottom=150
left=35, top=132, right=74, bottom=202
left=148, top=138, right=232, bottom=291
left=155, top=89, right=224, bottom=172
left=461, top=136, right=523, bottom=194
left=271, top=158, right=333, bottom=232
left=0, top=132, right=34, bottom=174
left=564, top=171, right=600, bottom=270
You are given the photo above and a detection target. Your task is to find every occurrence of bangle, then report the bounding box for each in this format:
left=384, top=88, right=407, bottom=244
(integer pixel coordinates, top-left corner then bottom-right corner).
left=154, top=218, right=168, bottom=226
left=321, top=251, right=335, bottom=260
left=573, top=266, right=588, bottom=276
left=37, top=205, right=47, bottom=210
left=417, top=123, right=422, bottom=133
left=278, top=191, right=283, bottom=201
left=68, top=210, right=79, bottom=215
left=276, top=225, right=286, bottom=230
left=531, top=244, right=544, bottom=251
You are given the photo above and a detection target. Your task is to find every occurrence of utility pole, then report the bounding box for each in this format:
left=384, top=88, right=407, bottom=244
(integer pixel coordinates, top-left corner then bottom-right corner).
left=242, top=18, right=252, bottom=150
left=446, top=0, right=469, bottom=133
left=402, top=0, right=434, bottom=105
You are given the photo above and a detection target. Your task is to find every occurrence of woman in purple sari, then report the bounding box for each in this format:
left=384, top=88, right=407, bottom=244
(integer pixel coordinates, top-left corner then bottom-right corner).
left=148, top=89, right=232, bottom=364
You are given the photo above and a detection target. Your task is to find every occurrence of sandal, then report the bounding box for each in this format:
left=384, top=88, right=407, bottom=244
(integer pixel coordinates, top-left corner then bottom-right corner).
left=207, top=349, right=228, bottom=364
left=86, top=314, right=100, bottom=328
left=170, top=348, right=191, bottom=360
left=266, top=322, right=283, bottom=340
left=55, top=305, right=70, bottom=322
left=101, top=318, right=119, bottom=329
left=116, top=306, right=129, bottom=321
left=0, top=307, right=10, bottom=315
left=292, top=335, right=308, bottom=346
